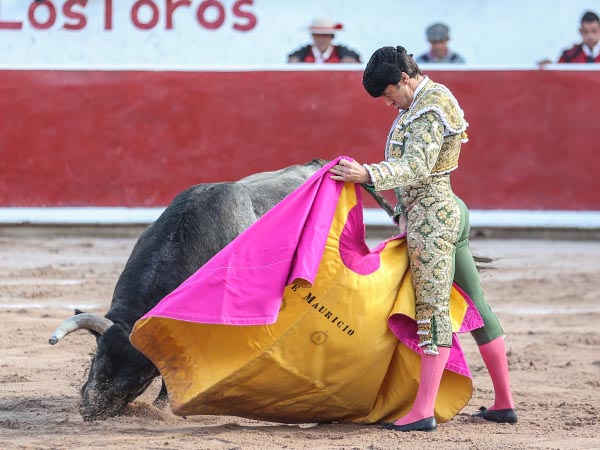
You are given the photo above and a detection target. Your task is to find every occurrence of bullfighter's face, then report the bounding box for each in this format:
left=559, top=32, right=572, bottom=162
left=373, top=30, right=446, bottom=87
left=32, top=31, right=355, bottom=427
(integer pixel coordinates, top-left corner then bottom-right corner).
left=381, top=74, right=413, bottom=111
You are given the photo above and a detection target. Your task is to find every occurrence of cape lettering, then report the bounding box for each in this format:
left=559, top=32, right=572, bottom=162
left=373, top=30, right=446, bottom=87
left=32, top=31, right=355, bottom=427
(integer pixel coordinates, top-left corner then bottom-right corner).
left=300, top=288, right=355, bottom=336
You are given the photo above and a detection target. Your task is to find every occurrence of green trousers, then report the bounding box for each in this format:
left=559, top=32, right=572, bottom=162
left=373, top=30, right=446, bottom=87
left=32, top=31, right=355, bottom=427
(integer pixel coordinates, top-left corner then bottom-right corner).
left=453, top=197, right=504, bottom=345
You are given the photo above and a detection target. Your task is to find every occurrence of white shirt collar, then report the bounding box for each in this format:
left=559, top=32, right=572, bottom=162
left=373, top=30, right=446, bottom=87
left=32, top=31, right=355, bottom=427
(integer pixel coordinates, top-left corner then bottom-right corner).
left=411, top=76, right=429, bottom=103
left=583, top=41, right=600, bottom=59
left=311, top=45, right=334, bottom=64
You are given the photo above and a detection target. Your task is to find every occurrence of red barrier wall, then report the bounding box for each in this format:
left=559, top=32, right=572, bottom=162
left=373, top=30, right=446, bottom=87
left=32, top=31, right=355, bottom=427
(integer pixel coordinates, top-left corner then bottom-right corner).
left=1, top=69, right=598, bottom=209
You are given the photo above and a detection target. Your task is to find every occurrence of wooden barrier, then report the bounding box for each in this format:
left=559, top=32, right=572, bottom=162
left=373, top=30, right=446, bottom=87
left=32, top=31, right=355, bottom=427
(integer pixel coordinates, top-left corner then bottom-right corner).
left=1, top=69, right=598, bottom=209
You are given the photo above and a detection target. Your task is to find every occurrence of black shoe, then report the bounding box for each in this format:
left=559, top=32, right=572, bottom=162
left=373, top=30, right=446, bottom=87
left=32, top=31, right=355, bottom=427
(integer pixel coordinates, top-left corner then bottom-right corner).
left=472, top=406, right=518, bottom=424
left=382, top=416, right=437, bottom=432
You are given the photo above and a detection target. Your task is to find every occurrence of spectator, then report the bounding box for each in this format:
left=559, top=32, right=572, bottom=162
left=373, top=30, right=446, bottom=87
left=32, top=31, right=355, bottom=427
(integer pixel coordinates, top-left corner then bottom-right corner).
left=415, top=23, right=465, bottom=63
left=559, top=10, right=600, bottom=63
left=287, top=18, right=361, bottom=63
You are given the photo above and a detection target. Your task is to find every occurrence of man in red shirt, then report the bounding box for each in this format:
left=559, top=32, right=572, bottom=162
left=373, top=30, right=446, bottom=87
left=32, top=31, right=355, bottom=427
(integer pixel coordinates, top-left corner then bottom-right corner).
left=559, top=11, right=600, bottom=63
left=288, top=18, right=361, bottom=64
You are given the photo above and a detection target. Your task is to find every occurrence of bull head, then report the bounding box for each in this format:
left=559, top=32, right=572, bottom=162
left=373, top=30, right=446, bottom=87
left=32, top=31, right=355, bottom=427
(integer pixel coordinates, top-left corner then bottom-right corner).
left=49, top=313, right=159, bottom=420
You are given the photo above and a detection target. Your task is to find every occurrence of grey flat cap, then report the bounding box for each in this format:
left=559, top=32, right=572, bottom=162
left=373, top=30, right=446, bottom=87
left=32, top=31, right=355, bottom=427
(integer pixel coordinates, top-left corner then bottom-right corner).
left=426, top=23, right=449, bottom=41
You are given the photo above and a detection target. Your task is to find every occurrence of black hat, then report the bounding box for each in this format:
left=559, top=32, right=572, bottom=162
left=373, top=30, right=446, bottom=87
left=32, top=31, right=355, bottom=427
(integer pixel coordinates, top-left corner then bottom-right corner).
left=362, top=46, right=402, bottom=98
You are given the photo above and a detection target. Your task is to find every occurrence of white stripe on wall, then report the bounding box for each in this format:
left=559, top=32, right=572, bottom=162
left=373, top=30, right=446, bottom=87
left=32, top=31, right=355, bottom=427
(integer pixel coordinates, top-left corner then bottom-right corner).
left=0, top=64, right=598, bottom=72
left=1, top=208, right=600, bottom=229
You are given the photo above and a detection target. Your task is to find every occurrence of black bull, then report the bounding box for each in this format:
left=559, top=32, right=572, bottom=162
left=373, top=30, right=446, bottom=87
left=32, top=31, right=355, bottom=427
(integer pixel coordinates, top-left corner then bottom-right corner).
left=49, top=160, right=394, bottom=420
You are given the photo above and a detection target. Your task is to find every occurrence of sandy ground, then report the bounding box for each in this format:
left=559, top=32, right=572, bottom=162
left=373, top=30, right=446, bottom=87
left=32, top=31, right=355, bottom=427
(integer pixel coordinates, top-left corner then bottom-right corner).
left=1, top=230, right=599, bottom=450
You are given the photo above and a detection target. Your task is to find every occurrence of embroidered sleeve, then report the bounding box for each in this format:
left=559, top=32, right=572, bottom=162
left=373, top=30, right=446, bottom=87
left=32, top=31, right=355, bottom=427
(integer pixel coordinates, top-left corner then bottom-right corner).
left=363, top=111, right=445, bottom=191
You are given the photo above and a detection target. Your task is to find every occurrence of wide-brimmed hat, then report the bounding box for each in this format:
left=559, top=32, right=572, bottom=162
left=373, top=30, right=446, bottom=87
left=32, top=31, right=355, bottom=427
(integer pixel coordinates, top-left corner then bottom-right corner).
left=309, top=18, right=343, bottom=35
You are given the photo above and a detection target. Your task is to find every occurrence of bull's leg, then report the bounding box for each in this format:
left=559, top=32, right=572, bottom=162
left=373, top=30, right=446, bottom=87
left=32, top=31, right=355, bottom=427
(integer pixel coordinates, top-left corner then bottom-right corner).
left=153, top=380, right=168, bottom=407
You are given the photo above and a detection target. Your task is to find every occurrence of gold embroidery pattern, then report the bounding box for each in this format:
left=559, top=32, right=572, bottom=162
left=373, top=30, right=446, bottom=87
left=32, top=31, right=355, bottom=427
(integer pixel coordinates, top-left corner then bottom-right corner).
left=409, top=82, right=466, bottom=175
left=366, top=111, right=444, bottom=191
left=412, top=90, right=465, bottom=132
left=432, top=133, right=462, bottom=175
left=402, top=177, right=459, bottom=353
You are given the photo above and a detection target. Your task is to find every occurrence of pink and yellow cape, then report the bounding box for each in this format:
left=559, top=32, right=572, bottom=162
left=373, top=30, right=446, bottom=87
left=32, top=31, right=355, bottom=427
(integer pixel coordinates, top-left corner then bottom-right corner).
left=130, top=157, right=482, bottom=424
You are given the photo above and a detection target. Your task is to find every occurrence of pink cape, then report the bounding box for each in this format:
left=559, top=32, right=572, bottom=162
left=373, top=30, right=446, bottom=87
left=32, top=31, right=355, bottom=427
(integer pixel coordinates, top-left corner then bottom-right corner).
left=139, top=158, right=345, bottom=325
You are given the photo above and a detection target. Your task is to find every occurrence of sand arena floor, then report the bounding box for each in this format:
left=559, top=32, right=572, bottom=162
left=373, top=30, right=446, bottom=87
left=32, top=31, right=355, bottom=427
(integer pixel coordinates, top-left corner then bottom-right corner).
left=1, top=231, right=599, bottom=450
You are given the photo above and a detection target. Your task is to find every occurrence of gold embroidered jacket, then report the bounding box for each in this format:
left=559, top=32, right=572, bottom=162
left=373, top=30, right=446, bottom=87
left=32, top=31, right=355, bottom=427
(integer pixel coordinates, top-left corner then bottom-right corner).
left=363, top=79, right=468, bottom=193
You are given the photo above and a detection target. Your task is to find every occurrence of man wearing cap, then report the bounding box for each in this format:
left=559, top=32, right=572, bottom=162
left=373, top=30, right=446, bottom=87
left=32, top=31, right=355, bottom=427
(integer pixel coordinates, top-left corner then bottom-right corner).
left=416, top=23, right=465, bottom=64
left=288, top=18, right=361, bottom=64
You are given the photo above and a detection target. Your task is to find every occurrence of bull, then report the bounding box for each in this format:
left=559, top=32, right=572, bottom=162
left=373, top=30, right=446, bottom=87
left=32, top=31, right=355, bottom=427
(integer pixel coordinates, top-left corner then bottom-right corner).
left=49, top=159, right=395, bottom=420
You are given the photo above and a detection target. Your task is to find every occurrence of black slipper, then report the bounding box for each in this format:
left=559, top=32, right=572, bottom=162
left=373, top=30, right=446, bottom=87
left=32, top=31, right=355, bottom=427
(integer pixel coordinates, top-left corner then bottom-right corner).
left=382, top=416, right=437, bottom=432
left=472, top=406, right=518, bottom=424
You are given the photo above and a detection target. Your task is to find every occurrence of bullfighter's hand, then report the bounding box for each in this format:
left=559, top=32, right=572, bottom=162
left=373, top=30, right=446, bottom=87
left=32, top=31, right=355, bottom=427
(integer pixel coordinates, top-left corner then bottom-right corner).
left=329, top=158, right=371, bottom=184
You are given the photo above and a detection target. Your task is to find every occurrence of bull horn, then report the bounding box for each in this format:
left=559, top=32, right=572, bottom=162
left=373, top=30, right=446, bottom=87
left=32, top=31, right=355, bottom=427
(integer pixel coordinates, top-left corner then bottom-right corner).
left=49, top=313, right=114, bottom=345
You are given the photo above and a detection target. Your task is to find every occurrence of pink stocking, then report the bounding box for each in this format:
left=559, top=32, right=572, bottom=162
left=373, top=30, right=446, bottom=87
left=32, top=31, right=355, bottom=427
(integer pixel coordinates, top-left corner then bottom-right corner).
left=393, top=347, right=451, bottom=426
left=479, top=336, right=514, bottom=410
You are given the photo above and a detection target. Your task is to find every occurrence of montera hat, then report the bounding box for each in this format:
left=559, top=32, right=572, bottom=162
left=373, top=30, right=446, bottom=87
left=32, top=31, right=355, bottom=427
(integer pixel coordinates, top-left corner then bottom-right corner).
left=309, top=18, right=343, bottom=35
left=426, top=23, right=449, bottom=42
left=362, top=46, right=403, bottom=98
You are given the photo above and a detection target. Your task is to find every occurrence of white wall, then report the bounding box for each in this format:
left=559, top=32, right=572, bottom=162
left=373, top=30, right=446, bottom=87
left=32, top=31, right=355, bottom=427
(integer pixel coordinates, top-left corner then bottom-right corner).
left=0, top=0, right=596, bottom=67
